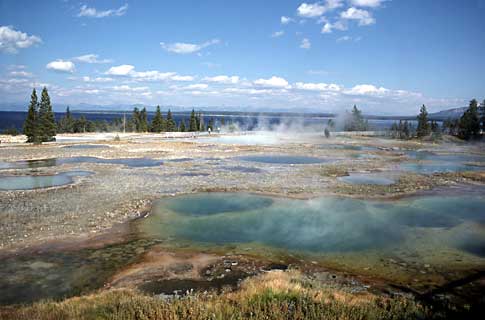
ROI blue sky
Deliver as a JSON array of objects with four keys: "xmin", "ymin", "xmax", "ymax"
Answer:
[{"xmin": 0, "ymin": 0, "xmax": 484, "ymax": 114}]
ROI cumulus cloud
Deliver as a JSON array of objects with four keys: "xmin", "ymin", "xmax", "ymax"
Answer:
[
  {"xmin": 78, "ymin": 4, "xmax": 128, "ymax": 18},
  {"xmin": 74, "ymin": 54, "xmax": 113, "ymax": 64},
  {"xmin": 294, "ymin": 82, "xmax": 342, "ymax": 91},
  {"xmin": 321, "ymin": 20, "xmax": 347, "ymax": 33},
  {"xmin": 46, "ymin": 60, "xmax": 75, "ymax": 73},
  {"xmin": 281, "ymin": 16, "xmax": 293, "ymax": 24},
  {"xmin": 105, "ymin": 64, "xmax": 135, "ymax": 76},
  {"xmin": 203, "ymin": 75, "xmax": 240, "ymax": 84},
  {"xmin": 104, "ymin": 64, "xmax": 193, "ymax": 82},
  {"xmin": 112, "ymin": 85, "xmax": 149, "ymax": 92},
  {"xmin": 171, "ymin": 75, "xmax": 194, "ymax": 81},
  {"xmin": 297, "ymin": 3, "xmax": 327, "ymax": 17},
  {"xmin": 0, "ymin": 26, "xmax": 42, "ymax": 53},
  {"xmin": 350, "ymin": 0, "xmax": 384, "ymax": 8},
  {"xmin": 160, "ymin": 39, "xmax": 220, "ymax": 54},
  {"xmin": 345, "ymin": 84, "xmax": 389, "ymax": 95},
  {"xmin": 9, "ymin": 71, "xmax": 33, "ymax": 77},
  {"xmin": 271, "ymin": 31, "xmax": 285, "ymax": 38},
  {"xmin": 300, "ymin": 38, "xmax": 311, "ymax": 49},
  {"xmin": 254, "ymin": 76, "xmax": 289, "ymax": 88},
  {"xmin": 340, "ymin": 7, "xmax": 375, "ymax": 25},
  {"xmin": 296, "ymin": 1, "xmax": 343, "ymax": 18}
]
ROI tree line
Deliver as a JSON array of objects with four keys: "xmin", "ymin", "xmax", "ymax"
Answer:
[{"xmin": 389, "ymin": 99, "xmax": 485, "ymax": 140}]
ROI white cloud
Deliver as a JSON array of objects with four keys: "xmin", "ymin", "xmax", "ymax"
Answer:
[
  {"xmin": 346, "ymin": 84, "xmax": 389, "ymax": 95},
  {"xmin": 271, "ymin": 31, "xmax": 285, "ymax": 38},
  {"xmin": 46, "ymin": 60, "xmax": 75, "ymax": 73},
  {"xmin": 281, "ymin": 16, "xmax": 293, "ymax": 24},
  {"xmin": 186, "ymin": 84, "xmax": 209, "ymax": 90},
  {"xmin": 104, "ymin": 64, "xmax": 194, "ymax": 82},
  {"xmin": 171, "ymin": 75, "xmax": 194, "ymax": 81},
  {"xmin": 337, "ymin": 35, "xmax": 362, "ymax": 42},
  {"xmin": 74, "ymin": 54, "xmax": 113, "ymax": 64},
  {"xmin": 321, "ymin": 20, "xmax": 347, "ymax": 33},
  {"xmin": 82, "ymin": 76, "xmax": 114, "ymax": 83},
  {"xmin": 78, "ymin": 4, "xmax": 128, "ymax": 18},
  {"xmin": 340, "ymin": 7, "xmax": 375, "ymax": 25},
  {"xmin": 307, "ymin": 69, "xmax": 329, "ymax": 75},
  {"xmin": 296, "ymin": 1, "xmax": 343, "ymax": 18},
  {"xmin": 112, "ymin": 85, "xmax": 149, "ymax": 92},
  {"xmin": 300, "ymin": 38, "xmax": 311, "ymax": 49},
  {"xmin": 350, "ymin": 0, "xmax": 384, "ymax": 8},
  {"xmin": 295, "ymin": 82, "xmax": 342, "ymax": 91},
  {"xmin": 0, "ymin": 26, "xmax": 42, "ymax": 53},
  {"xmin": 85, "ymin": 89, "xmax": 100, "ymax": 94},
  {"xmin": 9, "ymin": 71, "xmax": 32, "ymax": 77},
  {"xmin": 105, "ymin": 64, "xmax": 135, "ymax": 76},
  {"xmin": 297, "ymin": 3, "xmax": 327, "ymax": 17},
  {"xmin": 254, "ymin": 76, "xmax": 289, "ymax": 88},
  {"xmin": 203, "ymin": 75, "xmax": 240, "ymax": 84},
  {"xmin": 160, "ymin": 39, "xmax": 220, "ymax": 54}
]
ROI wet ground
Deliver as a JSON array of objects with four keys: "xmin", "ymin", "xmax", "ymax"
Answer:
[{"xmin": 0, "ymin": 131, "xmax": 484, "ymax": 306}]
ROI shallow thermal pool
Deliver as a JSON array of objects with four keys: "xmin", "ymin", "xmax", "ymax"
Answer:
[
  {"xmin": 141, "ymin": 193, "xmax": 485, "ymax": 256},
  {"xmin": 61, "ymin": 144, "xmax": 109, "ymax": 149},
  {"xmin": 338, "ymin": 173, "xmax": 395, "ymax": 185},
  {"xmin": 0, "ymin": 171, "xmax": 94, "ymax": 190},
  {"xmin": 0, "ymin": 156, "xmax": 163, "ymax": 169},
  {"xmin": 237, "ymin": 155, "xmax": 327, "ymax": 164}
]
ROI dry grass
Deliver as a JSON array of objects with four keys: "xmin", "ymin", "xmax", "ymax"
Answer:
[{"xmin": 0, "ymin": 270, "xmax": 433, "ymax": 320}]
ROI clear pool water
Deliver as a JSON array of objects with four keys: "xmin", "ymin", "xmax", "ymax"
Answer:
[
  {"xmin": 0, "ymin": 171, "xmax": 94, "ymax": 190},
  {"xmin": 338, "ymin": 173, "xmax": 395, "ymax": 185}
]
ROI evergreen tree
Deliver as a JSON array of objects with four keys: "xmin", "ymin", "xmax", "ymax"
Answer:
[
  {"xmin": 195, "ymin": 113, "xmax": 201, "ymax": 131},
  {"xmin": 344, "ymin": 105, "xmax": 367, "ymax": 131},
  {"xmin": 416, "ymin": 104, "xmax": 430, "ymax": 138},
  {"xmin": 403, "ymin": 120, "xmax": 410, "ymax": 138},
  {"xmin": 166, "ymin": 109, "xmax": 176, "ymax": 132},
  {"xmin": 23, "ymin": 88, "xmax": 39, "ymax": 143},
  {"xmin": 458, "ymin": 99, "xmax": 481, "ymax": 140},
  {"xmin": 189, "ymin": 109, "xmax": 198, "ymax": 132},
  {"xmin": 58, "ymin": 106, "xmax": 75, "ymax": 133},
  {"xmin": 38, "ymin": 87, "xmax": 56, "ymax": 142},
  {"xmin": 479, "ymin": 99, "xmax": 485, "ymax": 132},
  {"xmin": 132, "ymin": 107, "xmax": 140, "ymax": 132},
  {"xmin": 220, "ymin": 116, "xmax": 225, "ymax": 126},
  {"xmin": 139, "ymin": 107, "xmax": 148, "ymax": 132},
  {"xmin": 151, "ymin": 105, "xmax": 165, "ymax": 132},
  {"xmin": 199, "ymin": 113, "xmax": 205, "ymax": 131},
  {"xmin": 179, "ymin": 119, "xmax": 186, "ymax": 132}
]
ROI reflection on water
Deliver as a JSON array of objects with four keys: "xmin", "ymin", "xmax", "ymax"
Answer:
[
  {"xmin": 0, "ymin": 171, "xmax": 94, "ymax": 190},
  {"xmin": 237, "ymin": 155, "xmax": 327, "ymax": 164},
  {"xmin": 142, "ymin": 193, "xmax": 485, "ymax": 256}
]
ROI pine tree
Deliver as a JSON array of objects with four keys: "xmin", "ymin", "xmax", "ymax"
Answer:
[
  {"xmin": 179, "ymin": 119, "xmax": 186, "ymax": 132},
  {"xmin": 199, "ymin": 113, "xmax": 205, "ymax": 131},
  {"xmin": 403, "ymin": 120, "xmax": 410, "ymax": 138},
  {"xmin": 345, "ymin": 105, "xmax": 367, "ymax": 131},
  {"xmin": 38, "ymin": 87, "xmax": 56, "ymax": 142},
  {"xmin": 479, "ymin": 99, "xmax": 485, "ymax": 132},
  {"xmin": 151, "ymin": 105, "xmax": 165, "ymax": 132},
  {"xmin": 58, "ymin": 106, "xmax": 75, "ymax": 133},
  {"xmin": 207, "ymin": 117, "xmax": 215, "ymax": 131},
  {"xmin": 220, "ymin": 116, "xmax": 226, "ymax": 126},
  {"xmin": 23, "ymin": 88, "xmax": 39, "ymax": 143},
  {"xmin": 166, "ymin": 109, "xmax": 176, "ymax": 132},
  {"xmin": 139, "ymin": 107, "xmax": 148, "ymax": 132},
  {"xmin": 132, "ymin": 107, "xmax": 140, "ymax": 132},
  {"xmin": 189, "ymin": 109, "xmax": 198, "ymax": 132},
  {"xmin": 416, "ymin": 104, "xmax": 430, "ymax": 138},
  {"xmin": 458, "ymin": 99, "xmax": 481, "ymax": 140}
]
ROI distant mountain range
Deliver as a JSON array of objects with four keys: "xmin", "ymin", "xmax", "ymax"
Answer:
[
  {"xmin": 428, "ymin": 107, "xmax": 467, "ymax": 120},
  {"xmin": 0, "ymin": 102, "xmax": 468, "ymax": 119}
]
